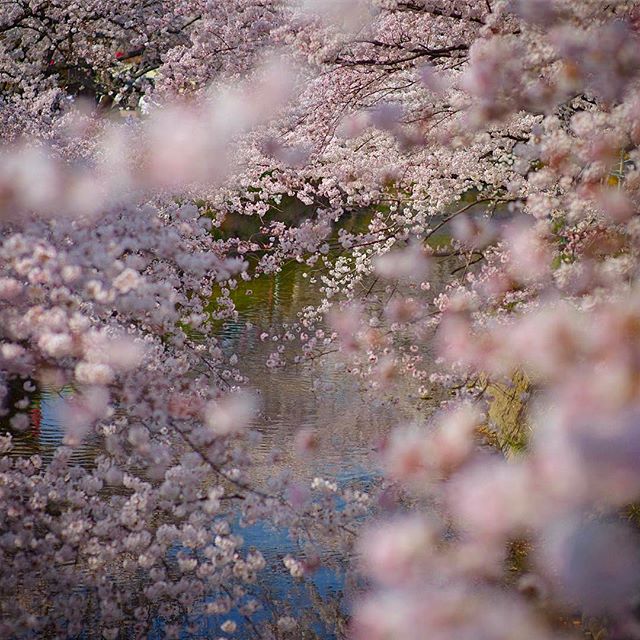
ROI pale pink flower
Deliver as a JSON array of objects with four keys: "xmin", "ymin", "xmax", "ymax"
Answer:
[
  {"xmin": 75, "ymin": 362, "xmax": 115, "ymax": 385},
  {"xmin": 113, "ymin": 268, "xmax": 142, "ymax": 293},
  {"xmin": 358, "ymin": 516, "xmax": 437, "ymax": 585},
  {"xmin": 204, "ymin": 392, "xmax": 256, "ymax": 436}
]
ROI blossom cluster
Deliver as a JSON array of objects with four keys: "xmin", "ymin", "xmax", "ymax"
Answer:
[{"xmin": 3, "ymin": 0, "xmax": 640, "ymax": 638}]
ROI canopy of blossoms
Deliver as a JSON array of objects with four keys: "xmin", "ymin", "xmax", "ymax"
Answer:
[{"xmin": 2, "ymin": 1, "xmax": 640, "ymax": 638}]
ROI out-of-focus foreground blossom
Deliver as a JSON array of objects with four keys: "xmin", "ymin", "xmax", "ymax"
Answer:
[{"xmin": 4, "ymin": 0, "xmax": 640, "ymax": 638}]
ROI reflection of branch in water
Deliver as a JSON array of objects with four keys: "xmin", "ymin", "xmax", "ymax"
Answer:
[
  {"xmin": 307, "ymin": 578, "xmax": 350, "ymax": 639},
  {"xmin": 241, "ymin": 572, "xmax": 349, "ymax": 640}
]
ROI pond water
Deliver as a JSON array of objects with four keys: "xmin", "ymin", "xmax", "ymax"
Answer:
[{"xmin": 6, "ymin": 254, "xmax": 452, "ymax": 638}]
